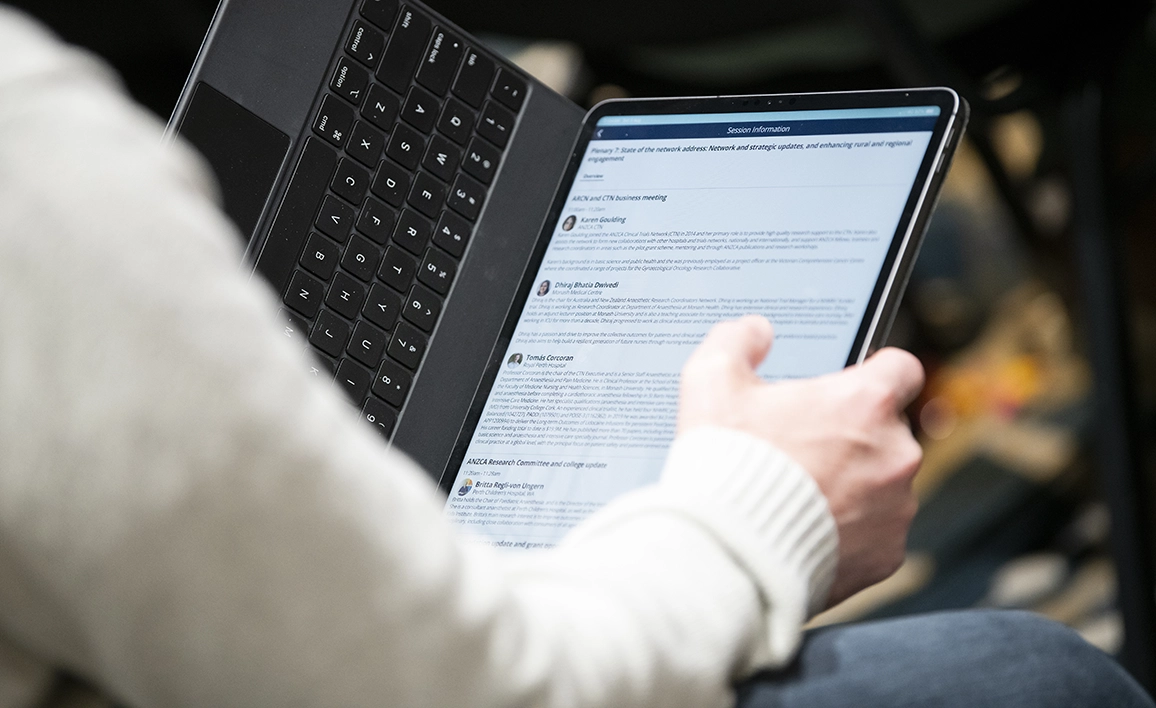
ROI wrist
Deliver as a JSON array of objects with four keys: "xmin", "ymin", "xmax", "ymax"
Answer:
[{"xmin": 659, "ymin": 426, "xmax": 838, "ymax": 661}]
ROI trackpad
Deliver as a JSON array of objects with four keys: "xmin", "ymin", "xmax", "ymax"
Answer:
[{"xmin": 177, "ymin": 82, "xmax": 290, "ymax": 244}]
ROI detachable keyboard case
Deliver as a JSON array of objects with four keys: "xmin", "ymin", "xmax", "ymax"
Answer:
[{"xmin": 169, "ymin": 0, "xmax": 584, "ymax": 482}]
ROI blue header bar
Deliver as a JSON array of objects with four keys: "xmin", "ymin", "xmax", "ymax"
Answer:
[
  {"xmin": 596, "ymin": 105, "xmax": 941, "ymax": 127},
  {"xmin": 590, "ymin": 116, "xmax": 938, "ymax": 141}
]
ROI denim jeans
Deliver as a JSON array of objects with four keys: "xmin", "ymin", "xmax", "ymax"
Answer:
[{"xmin": 737, "ymin": 610, "xmax": 1154, "ymax": 707}]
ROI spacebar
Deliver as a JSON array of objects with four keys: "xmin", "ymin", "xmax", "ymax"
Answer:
[{"xmin": 255, "ymin": 137, "xmax": 336, "ymax": 295}]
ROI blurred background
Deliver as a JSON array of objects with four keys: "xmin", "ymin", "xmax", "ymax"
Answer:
[{"xmin": 11, "ymin": 0, "xmax": 1156, "ymax": 693}]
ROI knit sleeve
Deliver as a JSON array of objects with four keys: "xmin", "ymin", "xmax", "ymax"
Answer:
[{"xmin": 0, "ymin": 8, "xmax": 834, "ymax": 708}]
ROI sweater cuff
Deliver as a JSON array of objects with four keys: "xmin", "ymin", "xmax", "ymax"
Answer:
[{"xmin": 659, "ymin": 427, "xmax": 838, "ymax": 665}]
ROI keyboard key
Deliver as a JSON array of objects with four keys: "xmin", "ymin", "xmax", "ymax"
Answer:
[
  {"xmin": 331, "ymin": 56, "xmax": 369, "ymax": 106},
  {"xmin": 335, "ymin": 358, "xmax": 373, "ymax": 402},
  {"xmin": 377, "ymin": 6, "xmax": 432, "ymax": 93},
  {"xmin": 491, "ymin": 69, "xmax": 527, "ymax": 112},
  {"xmin": 422, "ymin": 134, "xmax": 461, "ymax": 182},
  {"xmin": 389, "ymin": 321, "xmax": 427, "ymax": 369},
  {"xmin": 363, "ymin": 282, "xmax": 402, "ymax": 330},
  {"xmin": 403, "ymin": 283, "xmax": 442, "ymax": 332},
  {"xmin": 300, "ymin": 232, "xmax": 339, "ymax": 280},
  {"xmin": 433, "ymin": 210, "xmax": 471, "ymax": 257},
  {"xmin": 256, "ymin": 139, "xmax": 336, "ymax": 294},
  {"xmin": 373, "ymin": 359, "xmax": 412, "ymax": 407},
  {"xmin": 447, "ymin": 174, "xmax": 485, "ymax": 220},
  {"xmin": 362, "ymin": 397, "xmax": 398, "ymax": 438},
  {"xmin": 326, "ymin": 272, "xmax": 367, "ymax": 319},
  {"xmin": 313, "ymin": 94, "xmax": 355, "ymax": 148},
  {"xmin": 386, "ymin": 122, "xmax": 425, "ymax": 170},
  {"xmin": 360, "ymin": 0, "xmax": 399, "ymax": 31},
  {"xmin": 418, "ymin": 247, "xmax": 456, "ymax": 295},
  {"xmin": 357, "ymin": 197, "xmax": 396, "ymax": 245},
  {"xmin": 372, "ymin": 160, "xmax": 410, "ymax": 207},
  {"xmin": 401, "ymin": 86, "xmax": 440, "ymax": 134},
  {"xmin": 315, "ymin": 195, "xmax": 355, "ymax": 242},
  {"xmin": 416, "ymin": 28, "xmax": 464, "ymax": 96},
  {"xmin": 378, "ymin": 246, "xmax": 417, "ymax": 291},
  {"xmin": 392, "ymin": 208, "xmax": 432, "ymax": 255},
  {"xmin": 462, "ymin": 138, "xmax": 499, "ymax": 185},
  {"xmin": 348, "ymin": 321, "xmax": 389, "ymax": 368},
  {"xmin": 285, "ymin": 270, "xmax": 324, "ymax": 318},
  {"xmin": 408, "ymin": 172, "xmax": 446, "ymax": 219},
  {"xmin": 348, "ymin": 121, "xmax": 385, "ymax": 168},
  {"xmin": 309, "ymin": 355, "xmax": 338, "ymax": 378},
  {"xmin": 347, "ymin": 20, "xmax": 385, "ymax": 68},
  {"xmin": 437, "ymin": 97, "xmax": 475, "ymax": 145},
  {"xmin": 342, "ymin": 235, "xmax": 382, "ymax": 281},
  {"xmin": 331, "ymin": 158, "xmax": 371, "ymax": 204},
  {"xmin": 277, "ymin": 309, "xmax": 311, "ymax": 352},
  {"xmin": 361, "ymin": 84, "xmax": 400, "ymax": 132},
  {"xmin": 477, "ymin": 101, "xmax": 515, "ymax": 148},
  {"xmin": 452, "ymin": 49, "xmax": 494, "ymax": 108},
  {"xmin": 310, "ymin": 310, "xmax": 352, "ymax": 357}
]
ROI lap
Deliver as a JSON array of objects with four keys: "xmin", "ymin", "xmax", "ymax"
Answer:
[{"xmin": 737, "ymin": 610, "xmax": 1154, "ymax": 708}]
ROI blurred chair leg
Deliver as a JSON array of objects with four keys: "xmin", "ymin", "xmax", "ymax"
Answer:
[{"xmin": 1064, "ymin": 82, "xmax": 1156, "ymax": 694}]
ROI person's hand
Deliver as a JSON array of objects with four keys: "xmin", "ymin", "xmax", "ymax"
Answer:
[{"xmin": 677, "ymin": 316, "xmax": 924, "ymax": 607}]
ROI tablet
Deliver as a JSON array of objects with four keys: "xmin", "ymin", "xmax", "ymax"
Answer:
[{"xmin": 441, "ymin": 88, "xmax": 967, "ymax": 549}]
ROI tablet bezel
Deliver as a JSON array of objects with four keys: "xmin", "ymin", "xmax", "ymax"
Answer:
[{"xmin": 437, "ymin": 88, "xmax": 967, "ymax": 492}]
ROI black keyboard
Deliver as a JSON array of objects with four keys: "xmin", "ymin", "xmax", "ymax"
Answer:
[{"xmin": 257, "ymin": 0, "xmax": 527, "ymax": 441}]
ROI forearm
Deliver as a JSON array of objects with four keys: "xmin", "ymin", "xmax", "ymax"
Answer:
[{"xmin": 0, "ymin": 9, "xmax": 835, "ymax": 707}]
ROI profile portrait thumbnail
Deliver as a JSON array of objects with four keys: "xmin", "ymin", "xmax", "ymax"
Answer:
[
  {"xmin": 537, "ymin": 280, "xmax": 551, "ymax": 297},
  {"xmin": 507, "ymin": 352, "xmax": 523, "ymax": 368},
  {"xmin": 562, "ymin": 215, "xmax": 577, "ymax": 231}
]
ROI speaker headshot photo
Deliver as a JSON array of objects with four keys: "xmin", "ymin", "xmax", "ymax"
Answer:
[{"xmin": 562, "ymin": 215, "xmax": 577, "ymax": 231}]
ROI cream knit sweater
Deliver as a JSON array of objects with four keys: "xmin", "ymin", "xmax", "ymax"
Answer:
[{"xmin": 0, "ymin": 8, "xmax": 837, "ymax": 708}]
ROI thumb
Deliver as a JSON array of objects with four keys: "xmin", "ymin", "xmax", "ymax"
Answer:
[
  {"xmin": 684, "ymin": 316, "xmax": 775, "ymax": 381},
  {"xmin": 856, "ymin": 347, "xmax": 925, "ymax": 410}
]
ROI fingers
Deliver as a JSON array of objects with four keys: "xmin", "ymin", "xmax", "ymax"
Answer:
[
  {"xmin": 677, "ymin": 317, "xmax": 774, "ymax": 435},
  {"xmin": 859, "ymin": 347, "xmax": 925, "ymax": 410},
  {"xmin": 688, "ymin": 316, "xmax": 774, "ymax": 374}
]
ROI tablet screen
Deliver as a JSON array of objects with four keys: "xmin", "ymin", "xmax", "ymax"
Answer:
[{"xmin": 445, "ymin": 102, "xmax": 944, "ymax": 549}]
